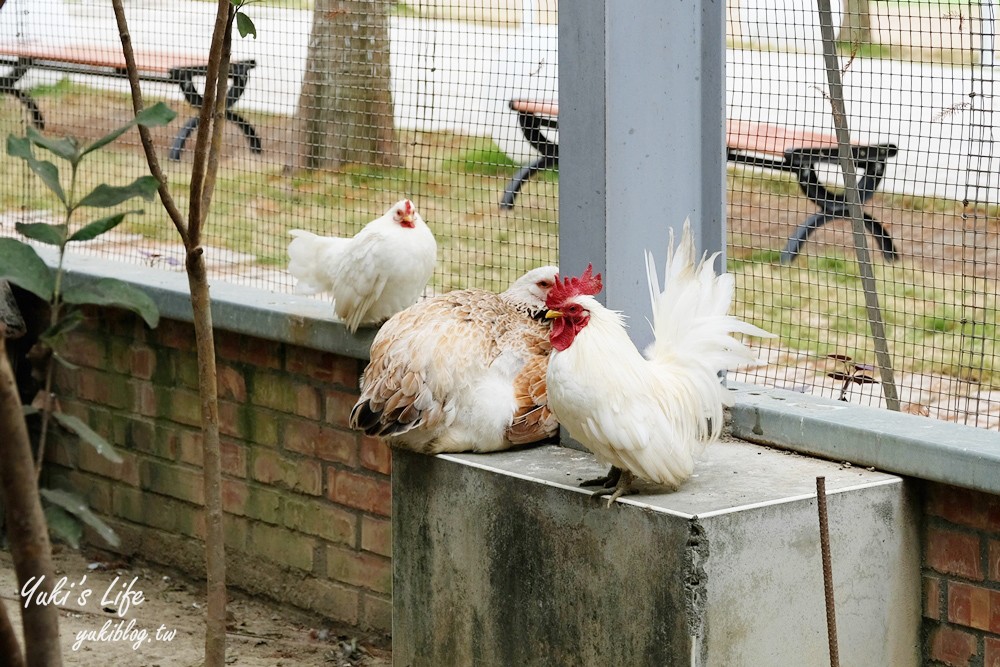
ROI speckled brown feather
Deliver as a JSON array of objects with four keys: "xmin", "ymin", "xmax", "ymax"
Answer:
[{"xmin": 350, "ymin": 280, "xmax": 558, "ymax": 452}]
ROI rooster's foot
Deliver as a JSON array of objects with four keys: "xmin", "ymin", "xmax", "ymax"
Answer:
[
  {"xmin": 580, "ymin": 465, "xmax": 621, "ymax": 489},
  {"xmin": 589, "ymin": 469, "xmax": 636, "ymax": 507}
]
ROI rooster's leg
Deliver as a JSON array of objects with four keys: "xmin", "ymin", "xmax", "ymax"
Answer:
[
  {"xmin": 580, "ymin": 465, "xmax": 621, "ymax": 489},
  {"xmin": 603, "ymin": 470, "xmax": 636, "ymax": 507}
]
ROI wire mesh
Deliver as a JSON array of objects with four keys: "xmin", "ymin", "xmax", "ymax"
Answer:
[
  {"xmin": 1, "ymin": 1, "xmax": 997, "ymax": 430},
  {"xmin": 727, "ymin": 0, "xmax": 999, "ymax": 430}
]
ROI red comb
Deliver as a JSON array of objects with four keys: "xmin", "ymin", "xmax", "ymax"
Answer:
[
  {"xmin": 403, "ymin": 200, "xmax": 414, "ymax": 215},
  {"xmin": 546, "ymin": 264, "xmax": 603, "ymax": 308}
]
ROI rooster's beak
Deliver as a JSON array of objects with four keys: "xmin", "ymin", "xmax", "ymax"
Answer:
[{"xmin": 545, "ymin": 310, "xmax": 562, "ymax": 319}]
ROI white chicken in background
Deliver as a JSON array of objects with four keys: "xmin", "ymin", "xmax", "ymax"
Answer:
[
  {"xmin": 287, "ymin": 199, "xmax": 437, "ymax": 333},
  {"xmin": 350, "ymin": 266, "xmax": 561, "ymax": 453},
  {"xmin": 544, "ymin": 221, "xmax": 774, "ymax": 505}
]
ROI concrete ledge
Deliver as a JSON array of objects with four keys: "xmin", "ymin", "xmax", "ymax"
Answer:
[
  {"xmin": 728, "ymin": 382, "xmax": 1000, "ymax": 496},
  {"xmin": 42, "ymin": 249, "xmax": 375, "ymax": 359}
]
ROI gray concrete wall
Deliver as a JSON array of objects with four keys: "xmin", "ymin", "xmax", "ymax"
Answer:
[{"xmin": 392, "ymin": 441, "xmax": 920, "ymax": 666}]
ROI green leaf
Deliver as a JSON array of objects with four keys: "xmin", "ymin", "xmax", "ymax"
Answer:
[
  {"xmin": 28, "ymin": 160, "xmax": 67, "ymax": 204},
  {"xmin": 16, "ymin": 222, "xmax": 67, "ymax": 246},
  {"xmin": 51, "ymin": 412, "xmax": 124, "ymax": 463},
  {"xmin": 22, "ymin": 405, "xmax": 39, "ymax": 417},
  {"xmin": 67, "ymin": 213, "xmax": 131, "ymax": 242},
  {"xmin": 236, "ymin": 12, "xmax": 257, "ymax": 39},
  {"xmin": 41, "ymin": 309, "xmax": 84, "ymax": 343},
  {"xmin": 40, "ymin": 487, "xmax": 120, "ymax": 548},
  {"xmin": 62, "ymin": 278, "xmax": 159, "ymax": 328},
  {"xmin": 43, "ymin": 503, "xmax": 83, "ymax": 549},
  {"xmin": 27, "ymin": 127, "xmax": 81, "ymax": 164},
  {"xmin": 52, "ymin": 351, "xmax": 80, "ymax": 371},
  {"xmin": 80, "ymin": 103, "xmax": 176, "ymax": 158},
  {"xmin": 135, "ymin": 102, "xmax": 177, "ymax": 128},
  {"xmin": 77, "ymin": 176, "xmax": 158, "ymax": 209},
  {"xmin": 7, "ymin": 134, "xmax": 32, "ymax": 159},
  {"xmin": 0, "ymin": 238, "xmax": 54, "ymax": 300}
]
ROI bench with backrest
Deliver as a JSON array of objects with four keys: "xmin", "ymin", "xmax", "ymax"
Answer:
[
  {"xmin": 0, "ymin": 43, "xmax": 262, "ymax": 161},
  {"xmin": 501, "ymin": 99, "xmax": 899, "ymax": 264}
]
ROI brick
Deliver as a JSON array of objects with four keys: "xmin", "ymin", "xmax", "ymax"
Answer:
[
  {"xmin": 328, "ymin": 470, "xmax": 390, "ymax": 516},
  {"xmin": 250, "ymin": 523, "xmax": 314, "ymax": 572},
  {"xmin": 246, "ymin": 409, "xmax": 280, "ymax": 448},
  {"xmin": 987, "ymin": 636, "xmax": 1000, "ymax": 667},
  {"xmin": 129, "ymin": 345, "xmax": 156, "ymax": 380},
  {"xmin": 114, "ymin": 416, "xmax": 157, "ymax": 456},
  {"xmin": 250, "ymin": 372, "xmax": 298, "ymax": 414},
  {"xmin": 221, "ymin": 439, "xmax": 247, "ymax": 479},
  {"xmin": 168, "ymin": 388, "xmax": 203, "ymax": 427},
  {"xmin": 361, "ymin": 516, "xmax": 391, "ymax": 557},
  {"xmin": 156, "ymin": 319, "xmax": 196, "ymax": 351},
  {"xmin": 78, "ymin": 445, "xmax": 140, "ymax": 487},
  {"xmin": 59, "ymin": 331, "xmax": 107, "ymax": 368},
  {"xmin": 174, "ymin": 355, "xmax": 200, "ymax": 390},
  {"xmin": 177, "ymin": 430, "xmax": 204, "ymax": 467},
  {"xmin": 326, "ymin": 545, "xmax": 391, "ymax": 594},
  {"xmin": 990, "ymin": 540, "xmax": 1000, "ymax": 582},
  {"xmin": 283, "ymin": 418, "xmax": 358, "ymax": 466},
  {"xmin": 243, "ymin": 485, "xmax": 284, "ymax": 525},
  {"xmin": 251, "ymin": 449, "xmax": 322, "ymax": 496},
  {"xmin": 947, "ymin": 581, "xmax": 992, "ymax": 630},
  {"xmin": 222, "ymin": 478, "xmax": 249, "ymax": 516},
  {"xmin": 112, "ymin": 486, "xmax": 205, "ymax": 538},
  {"xmin": 928, "ymin": 624, "xmax": 977, "ymax": 667},
  {"xmin": 242, "ymin": 337, "xmax": 282, "ymax": 369},
  {"xmin": 927, "ymin": 526, "xmax": 983, "ymax": 580},
  {"xmin": 359, "ymin": 436, "xmax": 391, "ymax": 475},
  {"xmin": 325, "ymin": 390, "xmax": 359, "ymax": 427},
  {"xmin": 360, "ymin": 593, "xmax": 391, "ymax": 633},
  {"xmin": 140, "ymin": 460, "xmax": 204, "ymax": 505},
  {"xmin": 77, "ymin": 370, "xmax": 133, "ymax": 410},
  {"xmin": 214, "ymin": 330, "xmax": 243, "ymax": 362},
  {"xmin": 224, "ymin": 515, "xmax": 249, "ymax": 551},
  {"xmin": 286, "ymin": 346, "xmax": 360, "ymax": 388},
  {"xmin": 135, "ymin": 382, "xmax": 157, "ymax": 418},
  {"xmin": 283, "ymin": 497, "xmax": 356, "ymax": 545},
  {"xmin": 927, "ymin": 482, "xmax": 1000, "ymax": 533},
  {"xmin": 217, "ymin": 365, "xmax": 247, "ymax": 402}
]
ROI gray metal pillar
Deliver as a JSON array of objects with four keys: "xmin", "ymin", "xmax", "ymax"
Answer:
[{"xmin": 559, "ymin": 0, "xmax": 726, "ymax": 350}]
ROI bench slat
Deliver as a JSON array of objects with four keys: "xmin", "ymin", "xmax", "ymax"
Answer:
[
  {"xmin": 726, "ymin": 119, "xmax": 840, "ymax": 156},
  {"xmin": 0, "ymin": 43, "xmax": 212, "ymax": 75}
]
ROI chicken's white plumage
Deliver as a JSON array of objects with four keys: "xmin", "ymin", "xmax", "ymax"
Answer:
[
  {"xmin": 287, "ymin": 199, "xmax": 436, "ymax": 333},
  {"xmin": 545, "ymin": 220, "xmax": 774, "ymax": 499}
]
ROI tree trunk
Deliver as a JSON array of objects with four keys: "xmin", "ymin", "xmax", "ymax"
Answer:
[
  {"xmin": 839, "ymin": 0, "xmax": 871, "ymax": 46},
  {"xmin": 288, "ymin": 0, "xmax": 400, "ymax": 171},
  {"xmin": 0, "ymin": 336, "xmax": 61, "ymax": 667},
  {"xmin": 0, "ymin": 599, "xmax": 26, "ymax": 667}
]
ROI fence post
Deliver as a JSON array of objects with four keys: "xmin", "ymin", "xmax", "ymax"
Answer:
[{"xmin": 558, "ymin": 1, "xmax": 727, "ymax": 350}]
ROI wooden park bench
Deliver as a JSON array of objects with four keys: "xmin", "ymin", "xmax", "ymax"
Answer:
[
  {"xmin": 0, "ymin": 43, "xmax": 262, "ymax": 161},
  {"xmin": 501, "ymin": 99, "xmax": 899, "ymax": 264}
]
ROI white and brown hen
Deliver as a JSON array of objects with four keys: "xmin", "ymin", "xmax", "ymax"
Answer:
[
  {"xmin": 287, "ymin": 199, "xmax": 436, "ymax": 333},
  {"xmin": 350, "ymin": 266, "xmax": 560, "ymax": 453}
]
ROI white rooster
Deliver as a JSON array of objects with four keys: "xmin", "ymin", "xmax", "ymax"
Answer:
[
  {"xmin": 287, "ymin": 199, "xmax": 437, "ymax": 333},
  {"xmin": 544, "ymin": 221, "xmax": 773, "ymax": 505},
  {"xmin": 350, "ymin": 266, "xmax": 561, "ymax": 453}
]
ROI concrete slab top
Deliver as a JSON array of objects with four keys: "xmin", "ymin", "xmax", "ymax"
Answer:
[{"xmin": 442, "ymin": 438, "xmax": 902, "ymax": 519}]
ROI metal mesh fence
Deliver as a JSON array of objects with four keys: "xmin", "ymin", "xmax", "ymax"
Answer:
[{"xmin": 1, "ymin": 1, "xmax": 997, "ymax": 430}]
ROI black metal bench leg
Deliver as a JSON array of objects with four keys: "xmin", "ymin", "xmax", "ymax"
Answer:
[
  {"xmin": 169, "ymin": 116, "xmax": 200, "ymax": 161},
  {"xmin": 1, "ymin": 60, "xmax": 44, "ymax": 130},
  {"xmin": 500, "ymin": 156, "xmax": 556, "ymax": 209},
  {"xmin": 225, "ymin": 109, "xmax": 262, "ymax": 154},
  {"xmin": 862, "ymin": 213, "xmax": 899, "ymax": 261},
  {"xmin": 780, "ymin": 212, "xmax": 835, "ymax": 264}
]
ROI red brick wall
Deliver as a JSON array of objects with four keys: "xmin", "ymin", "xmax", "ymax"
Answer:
[
  {"xmin": 923, "ymin": 481, "xmax": 1000, "ymax": 666},
  {"xmin": 44, "ymin": 310, "xmax": 392, "ymax": 632}
]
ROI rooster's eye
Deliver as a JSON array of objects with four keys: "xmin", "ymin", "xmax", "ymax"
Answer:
[{"xmin": 537, "ymin": 280, "xmax": 552, "ymax": 289}]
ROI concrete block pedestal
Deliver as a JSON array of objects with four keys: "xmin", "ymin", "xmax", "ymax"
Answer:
[{"xmin": 392, "ymin": 439, "xmax": 919, "ymax": 666}]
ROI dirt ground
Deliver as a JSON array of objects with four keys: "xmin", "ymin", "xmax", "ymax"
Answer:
[{"xmin": 0, "ymin": 548, "xmax": 391, "ymax": 667}]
